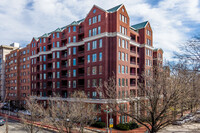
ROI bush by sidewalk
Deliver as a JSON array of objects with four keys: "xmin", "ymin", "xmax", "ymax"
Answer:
[
  {"xmin": 91, "ymin": 121, "xmax": 106, "ymax": 128},
  {"xmin": 115, "ymin": 121, "xmax": 139, "ymax": 130}
]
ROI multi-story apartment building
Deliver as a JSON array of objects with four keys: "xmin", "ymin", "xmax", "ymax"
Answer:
[
  {"xmin": 0, "ymin": 43, "xmax": 19, "ymax": 101},
  {"xmin": 5, "ymin": 4, "xmax": 163, "ymax": 124},
  {"xmin": 5, "ymin": 45, "xmax": 31, "ymax": 108}
]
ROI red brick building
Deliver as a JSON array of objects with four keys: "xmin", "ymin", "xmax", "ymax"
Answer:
[
  {"xmin": 5, "ymin": 45, "xmax": 31, "ymax": 108},
  {"xmin": 6, "ymin": 4, "xmax": 163, "ymax": 124}
]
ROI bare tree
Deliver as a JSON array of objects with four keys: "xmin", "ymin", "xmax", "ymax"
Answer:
[
  {"xmin": 97, "ymin": 66, "xmax": 192, "ymax": 133},
  {"xmin": 20, "ymin": 98, "xmax": 45, "ymax": 133},
  {"xmin": 27, "ymin": 91, "xmax": 98, "ymax": 133},
  {"xmin": 175, "ymin": 35, "xmax": 200, "ymax": 72}
]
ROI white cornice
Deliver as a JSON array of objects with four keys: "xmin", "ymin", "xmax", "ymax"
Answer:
[{"xmin": 30, "ymin": 32, "xmax": 154, "ymax": 59}]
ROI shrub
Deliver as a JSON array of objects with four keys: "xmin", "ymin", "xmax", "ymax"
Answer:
[
  {"xmin": 128, "ymin": 121, "xmax": 139, "ymax": 130},
  {"xmin": 91, "ymin": 121, "xmax": 106, "ymax": 128},
  {"xmin": 115, "ymin": 122, "xmax": 139, "ymax": 130},
  {"xmin": 115, "ymin": 123, "xmax": 130, "ymax": 130}
]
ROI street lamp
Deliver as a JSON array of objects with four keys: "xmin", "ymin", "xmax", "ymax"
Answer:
[{"xmin": 104, "ymin": 105, "xmax": 113, "ymax": 133}]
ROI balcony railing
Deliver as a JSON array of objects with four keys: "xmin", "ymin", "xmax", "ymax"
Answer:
[{"xmin": 130, "ymin": 62, "xmax": 136, "ymax": 65}]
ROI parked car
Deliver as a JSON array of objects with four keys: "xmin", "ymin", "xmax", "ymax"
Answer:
[
  {"xmin": 172, "ymin": 120, "xmax": 184, "ymax": 125},
  {"xmin": 0, "ymin": 117, "xmax": 5, "ymax": 126},
  {"xmin": 196, "ymin": 110, "xmax": 200, "ymax": 114},
  {"xmin": 18, "ymin": 110, "xmax": 31, "ymax": 116}
]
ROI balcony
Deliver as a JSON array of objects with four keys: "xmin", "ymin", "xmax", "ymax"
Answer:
[
  {"xmin": 130, "ymin": 62, "xmax": 136, "ymax": 65},
  {"xmin": 61, "ymin": 61, "xmax": 68, "ymax": 68},
  {"xmin": 61, "ymin": 70, "xmax": 68, "ymax": 78},
  {"xmin": 78, "ymin": 45, "xmax": 84, "ymax": 54},
  {"xmin": 78, "ymin": 56, "xmax": 84, "ymax": 65},
  {"xmin": 78, "ymin": 79, "xmax": 84, "ymax": 88}
]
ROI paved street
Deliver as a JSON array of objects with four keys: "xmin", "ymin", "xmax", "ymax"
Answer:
[
  {"xmin": 0, "ymin": 119, "xmax": 54, "ymax": 133},
  {"xmin": 158, "ymin": 122, "xmax": 200, "ymax": 133}
]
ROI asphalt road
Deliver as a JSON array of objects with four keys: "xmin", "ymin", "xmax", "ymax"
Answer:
[{"xmin": 0, "ymin": 119, "xmax": 55, "ymax": 133}]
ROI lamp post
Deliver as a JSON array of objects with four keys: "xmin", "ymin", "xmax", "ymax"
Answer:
[{"xmin": 104, "ymin": 105, "xmax": 113, "ymax": 133}]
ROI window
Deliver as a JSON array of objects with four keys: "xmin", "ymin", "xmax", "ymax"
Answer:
[
  {"xmin": 87, "ymin": 80, "xmax": 90, "ymax": 88},
  {"xmin": 122, "ymin": 53, "xmax": 125, "ymax": 61},
  {"xmin": 89, "ymin": 18, "xmax": 91, "ymax": 25},
  {"xmin": 118, "ymin": 65, "xmax": 120, "ymax": 73},
  {"xmin": 122, "ymin": 78, "xmax": 125, "ymax": 86},
  {"xmin": 43, "ymin": 55, "xmax": 46, "ymax": 61},
  {"xmin": 43, "ymin": 64, "xmax": 46, "ymax": 70},
  {"xmin": 68, "ymin": 81, "xmax": 71, "ymax": 88},
  {"xmin": 92, "ymin": 79, "xmax": 97, "ymax": 87},
  {"xmin": 93, "ymin": 28, "xmax": 97, "ymax": 36},
  {"xmin": 87, "ymin": 43, "xmax": 90, "ymax": 51},
  {"xmin": 93, "ymin": 9, "xmax": 96, "ymax": 13},
  {"xmin": 126, "ymin": 53, "xmax": 128, "ymax": 61},
  {"xmin": 92, "ymin": 16, "xmax": 97, "ymax": 23},
  {"xmin": 68, "ymin": 27, "xmax": 71, "ymax": 33},
  {"xmin": 122, "ymin": 65, "xmax": 125, "ymax": 74},
  {"xmin": 98, "ymin": 26, "xmax": 101, "ymax": 34},
  {"xmin": 57, "ymin": 52, "xmax": 60, "ymax": 58},
  {"xmin": 68, "ymin": 70, "xmax": 71, "ymax": 77},
  {"xmin": 40, "ymin": 38, "xmax": 42, "ymax": 43},
  {"xmin": 57, "ymin": 33, "xmax": 59, "ymax": 38},
  {"xmin": 43, "ymin": 73, "xmax": 46, "ymax": 80},
  {"xmin": 126, "ymin": 79, "xmax": 128, "ymax": 86},
  {"xmin": 57, "ymin": 41, "xmax": 59, "ymax": 47},
  {"xmin": 68, "ymin": 48, "xmax": 71, "ymax": 55},
  {"xmin": 68, "ymin": 37, "xmax": 71, "ymax": 43},
  {"xmin": 122, "ymin": 40, "xmax": 125, "ymax": 48},
  {"xmin": 57, "ymin": 82, "xmax": 60, "ymax": 88},
  {"xmin": 43, "ymin": 46, "xmax": 46, "ymax": 51},
  {"xmin": 57, "ymin": 72, "xmax": 60, "ymax": 78},
  {"xmin": 99, "ymin": 39, "xmax": 102, "ymax": 48},
  {"xmin": 53, "ymin": 42, "xmax": 55, "ymax": 48},
  {"xmin": 89, "ymin": 30, "xmax": 91, "ymax": 37},
  {"xmin": 126, "ymin": 66, "xmax": 128, "ymax": 73},
  {"xmin": 73, "ymin": 47, "xmax": 76, "ymax": 55},
  {"xmin": 92, "ymin": 54, "xmax": 97, "ymax": 62},
  {"xmin": 99, "ymin": 52, "xmax": 102, "ymax": 61},
  {"xmin": 99, "ymin": 65, "xmax": 102, "ymax": 74},
  {"xmin": 119, "ymin": 78, "xmax": 121, "ymax": 86},
  {"xmin": 126, "ymin": 41, "xmax": 128, "ymax": 49},
  {"xmin": 87, "ymin": 67, "xmax": 90, "ymax": 75},
  {"xmin": 73, "ymin": 58, "xmax": 76, "ymax": 66},
  {"xmin": 98, "ymin": 15, "xmax": 101, "ymax": 22},
  {"xmin": 147, "ymin": 39, "xmax": 151, "ymax": 45},
  {"xmin": 57, "ymin": 62, "xmax": 60, "ymax": 68},
  {"xmin": 73, "ymin": 80, "xmax": 76, "ymax": 88},
  {"xmin": 119, "ymin": 38, "xmax": 121, "ymax": 47},
  {"xmin": 87, "ymin": 55, "xmax": 90, "ymax": 63},
  {"xmin": 53, "ymin": 33, "xmax": 55, "ymax": 38},
  {"xmin": 118, "ymin": 52, "xmax": 121, "ymax": 60},
  {"xmin": 92, "ymin": 41, "xmax": 97, "ymax": 49},
  {"xmin": 73, "ymin": 69, "xmax": 76, "ymax": 77},
  {"xmin": 92, "ymin": 92, "xmax": 97, "ymax": 98},
  {"xmin": 92, "ymin": 66, "xmax": 97, "ymax": 75},
  {"xmin": 73, "ymin": 26, "xmax": 76, "ymax": 32},
  {"xmin": 53, "ymin": 52, "xmax": 55, "ymax": 58},
  {"xmin": 73, "ymin": 36, "xmax": 76, "ymax": 42}
]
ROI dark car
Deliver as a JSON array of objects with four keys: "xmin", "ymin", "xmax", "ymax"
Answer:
[{"xmin": 0, "ymin": 117, "xmax": 5, "ymax": 126}]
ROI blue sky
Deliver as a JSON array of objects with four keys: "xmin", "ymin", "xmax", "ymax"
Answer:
[{"xmin": 0, "ymin": 0, "xmax": 200, "ymax": 60}]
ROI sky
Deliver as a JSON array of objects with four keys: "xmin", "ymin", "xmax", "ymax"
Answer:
[{"xmin": 0, "ymin": 0, "xmax": 200, "ymax": 61}]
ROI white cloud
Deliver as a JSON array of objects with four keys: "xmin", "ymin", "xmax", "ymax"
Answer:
[{"xmin": 0, "ymin": 0, "xmax": 199, "ymax": 61}]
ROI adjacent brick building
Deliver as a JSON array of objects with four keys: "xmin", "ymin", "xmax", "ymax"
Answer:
[
  {"xmin": 5, "ymin": 45, "xmax": 31, "ymax": 108},
  {"xmin": 5, "ymin": 4, "xmax": 163, "ymax": 124},
  {"xmin": 0, "ymin": 43, "xmax": 19, "ymax": 101}
]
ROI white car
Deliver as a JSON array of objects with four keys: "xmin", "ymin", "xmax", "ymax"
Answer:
[{"xmin": 18, "ymin": 110, "xmax": 31, "ymax": 116}]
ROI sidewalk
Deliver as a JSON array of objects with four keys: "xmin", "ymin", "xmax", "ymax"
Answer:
[
  {"xmin": 0, "ymin": 111, "xmax": 148, "ymax": 133},
  {"xmin": 85, "ymin": 126, "xmax": 148, "ymax": 133}
]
